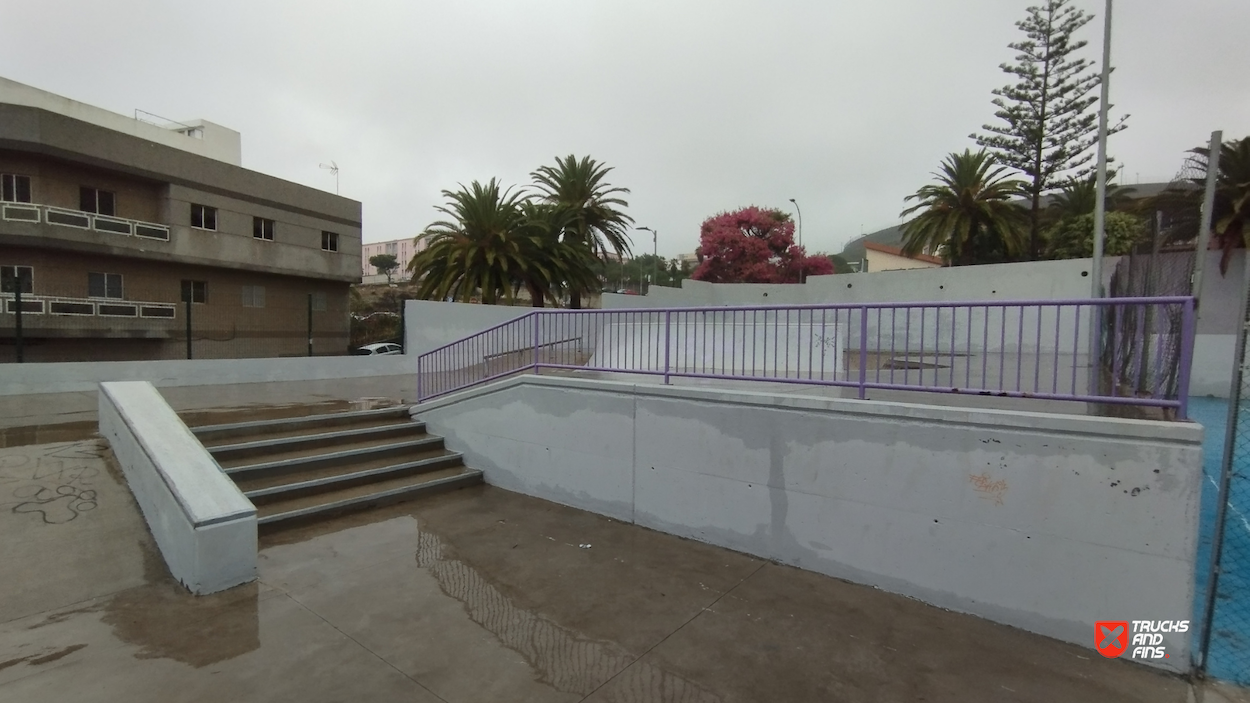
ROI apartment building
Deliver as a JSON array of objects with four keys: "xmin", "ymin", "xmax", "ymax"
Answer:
[
  {"xmin": 361, "ymin": 236, "xmax": 426, "ymax": 279},
  {"xmin": 0, "ymin": 77, "xmax": 362, "ymax": 361}
]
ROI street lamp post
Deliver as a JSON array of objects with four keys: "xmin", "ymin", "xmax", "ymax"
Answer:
[
  {"xmin": 639, "ymin": 226, "xmax": 658, "ymax": 295},
  {"xmin": 788, "ymin": 198, "xmax": 804, "ymax": 283}
]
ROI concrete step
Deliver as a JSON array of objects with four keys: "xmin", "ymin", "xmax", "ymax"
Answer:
[
  {"xmin": 223, "ymin": 436, "xmax": 447, "ymax": 482},
  {"xmin": 207, "ymin": 420, "xmax": 427, "ymax": 463},
  {"xmin": 192, "ymin": 406, "xmax": 413, "ymax": 444},
  {"xmin": 242, "ymin": 451, "xmax": 466, "ymax": 504},
  {"xmin": 256, "ymin": 466, "xmax": 483, "ymax": 528}
]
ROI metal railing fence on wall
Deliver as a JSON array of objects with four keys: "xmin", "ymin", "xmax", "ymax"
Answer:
[
  {"xmin": 416, "ymin": 297, "xmax": 1195, "ymax": 418},
  {"xmin": 0, "ymin": 272, "xmax": 350, "ymax": 363}
]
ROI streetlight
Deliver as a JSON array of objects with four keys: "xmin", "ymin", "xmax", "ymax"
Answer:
[
  {"xmin": 638, "ymin": 226, "xmax": 658, "ymax": 295},
  {"xmin": 788, "ymin": 198, "xmax": 804, "ymax": 283}
]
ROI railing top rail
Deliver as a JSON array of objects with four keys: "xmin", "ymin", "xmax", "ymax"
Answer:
[
  {"xmin": 541, "ymin": 296, "xmax": 1194, "ymax": 315},
  {"xmin": 416, "ymin": 310, "xmax": 538, "ymax": 360}
]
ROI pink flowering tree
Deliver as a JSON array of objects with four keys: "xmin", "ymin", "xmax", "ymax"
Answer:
[{"xmin": 691, "ymin": 206, "xmax": 833, "ymax": 283}]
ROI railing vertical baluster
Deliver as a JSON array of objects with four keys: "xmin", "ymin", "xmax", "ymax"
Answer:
[
  {"xmin": 875, "ymin": 308, "xmax": 883, "ymax": 384},
  {"xmin": 934, "ymin": 305, "xmax": 941, "ymax": 388},
  {"xmin": 1051, "ymin": 305, "xmax": 1061, "ymax": 394},
  {"xmin": 664, "ymin": 310, "xmax": 672, "ymax": 384},
  {"xmin": 1177, "ymin": 298, "xmax": 1195, "ymax": 419},
  {"xmin": 820, "ymin": 309, "xmax": 827, "ymax": 381},
  {"xmin": 417, "ymin": 355, "xmax": 423, "ymax": 402},
  {"xmin": 890, "ymin": 308, "xmax": 897, "ymax": 385},
  {"xmin": 980, "ymin": 305, "xmax": 989, "ymax": 391},
  {"xmin": 1071, "ymin": 305, "xmax": 1082, "ymax": 395},
  {"xmin": 919, "ymin": 306, "xmax": 926, "ymax": 387},
  {"xmin": 533, "ymin": 311, "xmax": 540, "ymax": 369},
  {"xmin": 964, "ymin": 307, "xmax": 972, "ymax": 390},
  {"xmin": 1034, "ymin": 305, "xmax": 1043, "ymax": 393},
  {"xmin": 1016, "ymin": 305, "xmax": 1025, "ymax": 392},
  {"xmin": 1111, "ymin": 303, "xmax": 1122, "ymax": 397},
  {"xmin": 950, "ymin": 306, "xmax": 957, "ymax": 389},
  {"xmin": 904, "ymin": 307, "xmax": 912, "ymax": 387},
  {"xmin": 999, "ymin": 307, "xmax": 1007, "ymax": 391},
  {"xmin": 858, "ymin": 306, "xmax": 869, "ymax": 399}
]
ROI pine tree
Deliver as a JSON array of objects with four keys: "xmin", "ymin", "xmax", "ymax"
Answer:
[{"xmin": 972, "ymin": 0, "xmax": 1127, "ymax": 260}]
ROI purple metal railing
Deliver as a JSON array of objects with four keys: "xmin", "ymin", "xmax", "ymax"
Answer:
[{"xmin": 415, "ymin": 296, "xmax": 1196, "ymax": 419}]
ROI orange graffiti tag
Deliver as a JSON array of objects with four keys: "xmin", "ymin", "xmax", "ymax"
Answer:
[{"xmin": 969, "ymin": 472, "xmax": 1008, "ymax": 505}]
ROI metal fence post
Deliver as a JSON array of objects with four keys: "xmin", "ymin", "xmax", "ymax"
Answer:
[
  {"xmin": 14, "ymin": 281, "xmax": 24, "ymax": 363},
  {"xmin": 416, "ymin": 354, "xmax": 423, "ymax": 403},
  {"xmin": 858, "ymin": 306, "xmax": 868, "ymax": 399},
  {"xmin": 307, "ymin": 294, "xmax": 314, "ymax": 357},
  {"xmin": 532, "ymin": 311, "xmax": 540, "ymax": 370},
  {"xmin": 185, "ymin": 296, "xmax": 192, "ymax": 360},
  {"xmin": 664, "ymin": 310, "xmax": 672, "ymax": 384},
  {"xmin": 1176, "ymin": 297, "xmax": 1195, "ymax": 420}
]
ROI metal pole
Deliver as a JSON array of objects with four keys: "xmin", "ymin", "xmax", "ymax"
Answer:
[
  {"xmin": 1088, "ymin": 0, "xmax": 1114, "ymax": 401},
  {"xmin": 789, "ymin": 198, "xmax": 804, "ymax": 283},
  {"xmin": 307, "ymin": 294, "xmax": 314, "ymax": 357},
  {"xmin": 1192, "ymin": 130, "xmax": 1224, "ymax": 307},
  {"xmin": 13, "ymin": 278, "xmax": 24, "ymax": 363},
  {"xmin": 1200, "ymin": 252, "xmax": 1250, "ymax": 672},
  {"xmin": 185, "ymin": 296, "xmax": 192, "ymax": 359},
  {"xmin": 653, "ymin": 230, "xmax": 659, "ymax": 290},
  {"xmin": 1090, "ymin": 0, "xmax": 1113, "ymax": 299}
]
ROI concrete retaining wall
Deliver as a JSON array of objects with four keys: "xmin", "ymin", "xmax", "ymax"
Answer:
[
  {"xmin": 405, "ymin": 299, "xmax": 531, "ymax": 357},
  {"xmin": 0, "ymin": 354, "xmax": 412, "ymax": 396},
  {"xmin": 98, "ymin": 381, "xmax": 256, "ymax": 594},
  {"xmin": 414, "ymin": 375, "xmax": 1203, "ymax": 671}
]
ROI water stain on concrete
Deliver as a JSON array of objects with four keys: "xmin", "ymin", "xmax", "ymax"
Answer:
[
  {"xmin": 413, "ymin": 523, "xmax": 721, "ymax": 702},
  {"xmin": 96, "ymin": 540, "xmax": 261, "ymax": 668},
  {"xmin": 0, "ymin": 643, "xmax": 87, "ymax": 671}
]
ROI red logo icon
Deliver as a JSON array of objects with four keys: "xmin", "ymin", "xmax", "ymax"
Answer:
[{"xmin": 1096, "ymin": 621, "xmax": 1129, "ymax": 658}]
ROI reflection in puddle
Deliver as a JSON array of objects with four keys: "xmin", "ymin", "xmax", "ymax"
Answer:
[{"xmin": 415, "ymin": 528, "xmax": 721, "ymax": 702}]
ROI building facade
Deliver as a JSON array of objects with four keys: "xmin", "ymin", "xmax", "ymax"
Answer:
[
  {"xmin": 0, "ymin": 77, "xmax": 362, "ymax": 361},
  {"xmin": 361, "ymin": 236, "xmax": 426, "ymax": 279}
]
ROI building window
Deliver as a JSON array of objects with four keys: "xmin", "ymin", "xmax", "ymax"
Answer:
[
  {"xmin": 1, "ymin": 174, "xmax": 32, "ymax": 203},
  {"xmin": 79, "ymin": 187, "xmax": 116, "ymax": 216},
  {"xmin": 241, "ymin": 285, "xmax": 266, "ymax": 308},
  {"xmin": 1, "ymin": 266, "xmax": 33, "ymax": 294},
  {"xmin": 321, "ymin": 231, "xmax": 339, "ymax": 252},
  {"xmin": 253, "ymin": 217, "xmax": 275, "ymax": 240},
  {"xmin": 385, "ymin": 241, "xmax": 398, "ymax": 256},
  {"xmin": 310, "ymin": 291, "xmax": 327, "ymax": 312},
  {"xmin": 87, "ymin": 272, "xmax": 124, "ymax": 299},
  {"xmin": 191, "ymin": 204, "xmax": 217, "ymax": 230},
  {"xmin": 181, "ymin": 280, "xmax": 207, "ymax": 304}
]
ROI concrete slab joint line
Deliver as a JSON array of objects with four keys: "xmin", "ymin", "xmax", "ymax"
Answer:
[
  {"xmin": 413, "ymin": 373, "xmax": 1205, "ymax": 673},
  {"xmin": 97, "ymin": 381, "xmax": 257, "ymax": 595}
]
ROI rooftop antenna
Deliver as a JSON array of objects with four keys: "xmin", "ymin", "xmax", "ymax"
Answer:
[{"xmin": 319, "ymin": 161, "xmax": 340, "ymax": 195}]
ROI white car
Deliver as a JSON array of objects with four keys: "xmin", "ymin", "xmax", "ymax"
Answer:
[{"xmin": 355, "ymin": 342, "xmax": 403, "ymax": 356}]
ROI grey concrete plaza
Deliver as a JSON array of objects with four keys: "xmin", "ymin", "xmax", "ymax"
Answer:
[{"xmin": 1, "ymin": 437, "xmax": 1240, "ymax": 702}]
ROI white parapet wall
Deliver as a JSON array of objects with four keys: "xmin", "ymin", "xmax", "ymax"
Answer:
[
  {"xmin": 98, "ymin": 381, "xmax": 257, "ymax": 594},
  {"xmin": 0, "ymin": 354, "xmax": 413, "ymax": 396},
  {"xmin": 413, "ymin": 375, "xmax": 1203, "ymax": 671}
]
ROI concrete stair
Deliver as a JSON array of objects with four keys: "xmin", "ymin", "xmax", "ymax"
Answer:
[{"xmin": 190, "ymin": 406, "xmax": 480, "ymax": 529}]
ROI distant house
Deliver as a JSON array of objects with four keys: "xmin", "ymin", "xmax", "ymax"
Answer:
[{"xmin": 862, "ymin": 241, "xmax": 942, "ymax": 272}]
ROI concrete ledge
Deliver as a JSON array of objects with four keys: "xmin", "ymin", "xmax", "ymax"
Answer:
[
  {"xmin": 1, "ymin": 355, "xmax": 411, "ymax": 396},
  {"xmin": 99, "ymin": 381, "xmax": 256, "ymax": 594},
  {"xmin": 414, "ymin": 373, "xmax": 1203, "ymax": 672}
]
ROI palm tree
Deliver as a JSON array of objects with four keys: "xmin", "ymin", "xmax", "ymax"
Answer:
[
  {"xmin": 900, "ymin": 149, "xmax": 1028, "ymax": 266},
  {"xmin": 515, "ymin": 202, "xmax": 602, "ymax": 307},
  {"xmin": 409, "ymin": 179, "xmax": 548, "ymax": 305},
  {"xmin": 531, "ymin": 155, "xmax": 634, "ymax": 308},
  {"xmin": 1195, "ymin": 137, "xmax": 1250, "ymax": 274},
  {"xmin": 1047, "ymin": 175, "xmax": 1135, "ymax": 221}
]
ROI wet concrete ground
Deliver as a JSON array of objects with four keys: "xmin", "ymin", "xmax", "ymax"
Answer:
[{"xmin": 0, "ymin": 439, "xmax": 1222, "ymax": 702}]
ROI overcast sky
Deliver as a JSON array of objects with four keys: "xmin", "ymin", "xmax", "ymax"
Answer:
[{"xmin": 3, "ymin": 0, "xmax": 1247, "ymax": 257}]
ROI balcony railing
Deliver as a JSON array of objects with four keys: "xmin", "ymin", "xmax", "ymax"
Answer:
[
  {"xmin": 0, "ymin": 202, "xmax": 170, "ymax": 241},
  {"xmin": 1, "ymin": 293, "xmax": 177, "ymax": 320}
]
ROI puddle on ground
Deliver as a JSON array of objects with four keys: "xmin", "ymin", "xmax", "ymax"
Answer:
[{"xmin": 414, "ymin": 525, "xmax": 722, "ymax": 702}]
